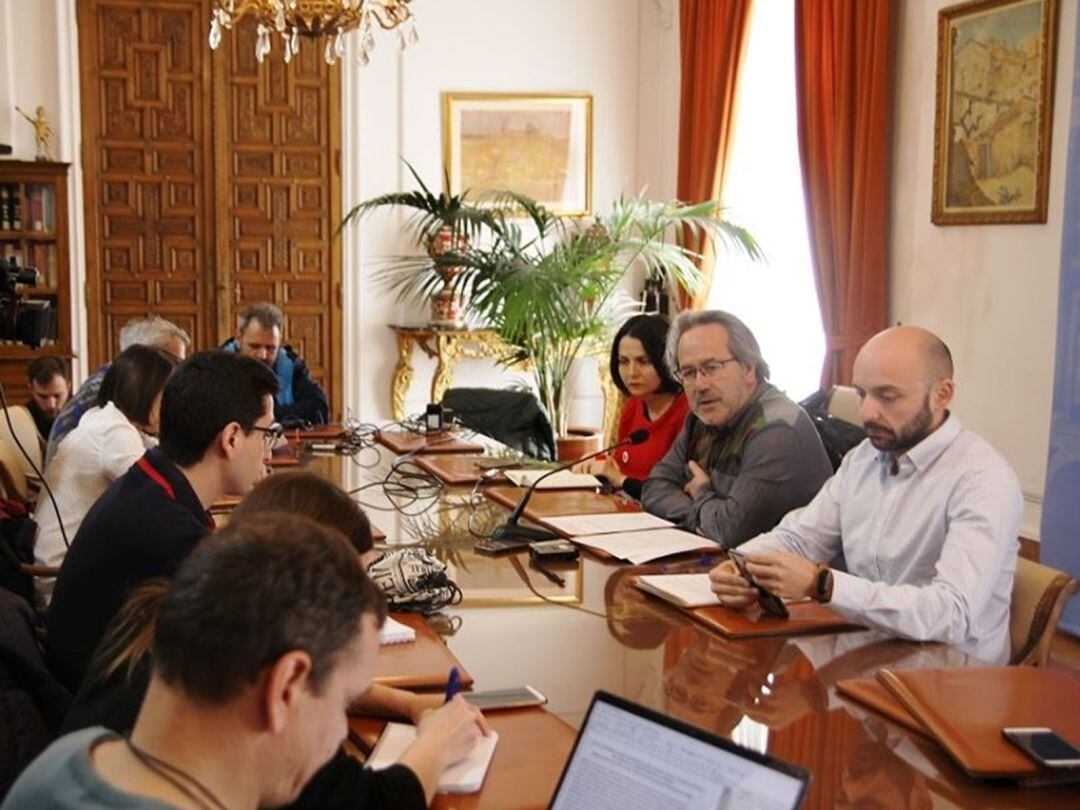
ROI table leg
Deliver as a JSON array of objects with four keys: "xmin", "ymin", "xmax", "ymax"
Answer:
[
  {"xmin": 391, "ymin": 334, "xmax": 415, "ymax": 420},
  {"xmin": 431, "ymin": 335, "xmax": 461, "ymax": 405}
]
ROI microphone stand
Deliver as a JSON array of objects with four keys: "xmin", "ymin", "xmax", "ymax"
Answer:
[{"xmin": 489, "ymin": 430, "xmax": 647, "ymax": 544}]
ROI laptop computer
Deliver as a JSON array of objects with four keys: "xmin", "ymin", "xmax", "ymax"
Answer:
[{"xmin": 549, "ymin": 691, "xmax": 809, "ymax": 810}]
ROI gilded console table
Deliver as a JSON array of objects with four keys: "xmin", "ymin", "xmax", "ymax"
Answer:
[
  {"xmin": 389, "ymin": 325, "xmax": 622, "ymax": 435},
  {"xmin": 389, "ymin": 326, "xmax": 522, "ymax": 420}
]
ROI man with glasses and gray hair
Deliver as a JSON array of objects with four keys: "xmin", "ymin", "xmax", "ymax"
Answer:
[
  {"xmin": 46, "ymin": 316, "xmax": 191, "ymax": 466},
  {"xmin": 642, "ymin": 310, "xmax": 831, "ymax": 547}
]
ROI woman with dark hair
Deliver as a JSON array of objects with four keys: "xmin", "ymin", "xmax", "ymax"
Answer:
[
  {"xmin": 575, "ymin": 314, "xmax": 688, "ymax": 499},
  {"xmin": 34, "ymin": 345, "xmax": 178, "ymax": 597}
]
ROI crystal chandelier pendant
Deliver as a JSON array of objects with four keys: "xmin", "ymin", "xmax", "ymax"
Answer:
[
  {"xmin": 408, "ymin": 20, "xmax": 419, "ymax": 45},
  {"xmin": 324, "ymin": 38, "xmax": 336, "ymax": 65},
  {"xmin": 283, "ymin": 36, "xmax": 293, "ymax": 63},
  {"xmin": 290, "ymin": 27, "xmax": 300, "ymax": 55},
  {"xmin": 208, "ymin": 16, "xmax": 222, "ymax": 49},
  {"xmin": 255, "ymin": 23, "xmax": 271, "ymax": 63}
]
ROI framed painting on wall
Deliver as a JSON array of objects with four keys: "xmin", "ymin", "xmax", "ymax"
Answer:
[
  {"xmin": 931, "ymin": 0, "xmax": 1059, "ymax": 225},
  {"xmin": 442, "ymin": 92, "xmax": 593, "ymax": 216}
]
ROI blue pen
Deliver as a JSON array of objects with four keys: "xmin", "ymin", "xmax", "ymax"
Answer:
[{"xmin": 444, "ymin": 666, "xmax": 461, "ymax": 703}]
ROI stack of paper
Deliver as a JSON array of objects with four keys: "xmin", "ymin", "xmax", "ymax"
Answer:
[
  {"xmin": 504, "ymin": 470, "xmax": 601, "ymax": 489},
  {"xmin": 543, "ymin": 512, "xmax": 674, "ymax": 535},
  {"xmin": 571, "ymin": 528, "xmax": 715, "ymax": 564},
  {"xmin": 378, "ymin": 616, "xmax": 417, "ymax": 646},
  {"xmin": 368, "ymin": 723, "xmax": 500, "ymax": 793},
  {"xmin": 635, "ymin": 573, "xmax": 720, "ymax": 608}
]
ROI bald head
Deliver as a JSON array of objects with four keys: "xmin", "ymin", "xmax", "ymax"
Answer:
[
  {"xmin": 852, "ymin": 326, "xmax": 956, "ymax": 454},
  {"xmin": 856, "ymin": 326, "xmax": 953, "ymax": 387}
]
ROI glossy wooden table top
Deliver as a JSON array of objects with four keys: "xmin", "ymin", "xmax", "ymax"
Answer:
[{"xmin": 300, "ymin": 435, "xmax": 1080, "ymax": 808}]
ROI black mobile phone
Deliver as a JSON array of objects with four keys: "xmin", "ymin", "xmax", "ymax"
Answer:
[
  {"xmin": 1002, "ymin": 727, "xmax": 1080, "ymax": 768},
  {"xmin": 474, "ymin": 538, "xmax": 531, "ymax": 555},
  {"xmin": 727, "ymin": 550, "xmax": 789, "ymax": 619},
  {"xmin": 529, "ymin": 539, "xmax": 580, "ymax": 563}
]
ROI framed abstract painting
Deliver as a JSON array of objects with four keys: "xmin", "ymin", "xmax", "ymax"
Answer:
[{"xmin": 442, "ymin": 92, "xmax": 593, "ymax": 216}]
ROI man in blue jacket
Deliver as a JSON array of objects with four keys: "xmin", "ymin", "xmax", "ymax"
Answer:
[{"xmin": 223, "ymin": 302, "xmax": 329, "ymax": 426}]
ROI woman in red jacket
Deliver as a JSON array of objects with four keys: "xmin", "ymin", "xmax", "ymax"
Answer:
[{"xmin": 577, "ymin": 314, "xmax": 688, "ymax": 499}]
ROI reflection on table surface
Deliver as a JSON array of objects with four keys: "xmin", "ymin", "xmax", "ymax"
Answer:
[{"xmin": 290, "ymin": 433, "xmax": 1078, "ymax": 808}]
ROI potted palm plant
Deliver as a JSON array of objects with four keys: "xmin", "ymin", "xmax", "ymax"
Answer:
[
  {"xmin": 339, "ymin": 162, "xmax": 499, "ymax": 326},
  {"xmin": 358, "ymin": 183, "xmax": 762, "ymax": 455}
]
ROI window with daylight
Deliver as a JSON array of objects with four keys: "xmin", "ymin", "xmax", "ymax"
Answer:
[{"xmin": 708, "ymin": 0, "xmax": 825, "ymax": 400}]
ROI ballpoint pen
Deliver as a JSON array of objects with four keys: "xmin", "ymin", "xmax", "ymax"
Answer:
[
  {"xmin": 444, "ymin": 666, "xmax": 462, "ymax": 703},
  {"xmin": 532, "ymin": 562, "xmax": 566, "ymax": 587}
]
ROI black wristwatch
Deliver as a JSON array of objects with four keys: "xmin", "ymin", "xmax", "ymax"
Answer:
[{"xmin": 813, "ymin": 565, "xmax": 833, "ymax": 603}]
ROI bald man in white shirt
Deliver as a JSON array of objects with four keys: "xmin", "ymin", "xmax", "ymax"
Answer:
[{"xmin": 709, "ymin": 325, "xmax": 1022, "ymax": 664}]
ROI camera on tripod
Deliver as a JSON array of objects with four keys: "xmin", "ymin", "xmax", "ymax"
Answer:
[{"xmin": 1, "ymin": 255, "xmax": 54, "ymax": 348}]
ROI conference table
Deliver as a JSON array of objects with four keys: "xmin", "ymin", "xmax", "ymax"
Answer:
[{"xmin": 271, "ymin": 429, "xmax": 1078, "ymax": 809}]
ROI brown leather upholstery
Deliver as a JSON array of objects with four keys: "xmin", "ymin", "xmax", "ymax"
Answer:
[
  {"xmin": 825, "ymin": 385, "xmax": 861, "ymax": 426},
  {"xmin": 0, "ymin": 439, "xmax": 30, "ymax": 503},
  {"xmin": 0, "ymin": 405, "xmax": 44, "ymax": 481},
  {"xmin": 1010, "ymin": 556, "xmax": 1079, "ymax": 666}
]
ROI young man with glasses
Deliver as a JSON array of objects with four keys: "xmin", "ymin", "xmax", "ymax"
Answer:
[
  {"xmin": 47, "ymin": 351, "xmax": 279, "ymax": 693},
  {"xmin": 641, "ymin": 310, "xmax": 831, "ymax": 547}
]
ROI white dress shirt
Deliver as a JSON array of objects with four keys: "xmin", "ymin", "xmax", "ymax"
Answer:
[
  {"xmin": 34, "ymin": 403, "xmax": 153, "ymax": 602},
  {"xmin": 741, "ymin": 414, "xmax": 1022, "ymax": 664}
]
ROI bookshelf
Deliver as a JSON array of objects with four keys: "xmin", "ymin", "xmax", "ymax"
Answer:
[{"xmin": 0, "ymin": 160, "xmax": 72, "ymax": 401}]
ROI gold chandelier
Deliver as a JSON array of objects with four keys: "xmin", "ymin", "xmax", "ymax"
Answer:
[{"xmin": 208, "ymin": 0, "xmax": 417, "ymax": 65}]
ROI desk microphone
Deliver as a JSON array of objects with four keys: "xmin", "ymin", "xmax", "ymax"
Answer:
[{"xmin": 489, "ymin": 429, "xmax": 650, "ymax": 543}]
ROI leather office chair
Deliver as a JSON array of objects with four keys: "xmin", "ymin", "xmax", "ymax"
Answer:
[
  {"xmin": 1009, "ymin": 557, "xmax": 1079, "ymax": 667},
  {"xmin": 0, "ymin": 405, "xmax": 44, "ymax": 479},
  {"xmin": 826, "ymin": 385, "xmax": 862, "ymax": 427},
  {"xmin": 0, "ymin": 440, "xmax": 30, "ymax": 505}
]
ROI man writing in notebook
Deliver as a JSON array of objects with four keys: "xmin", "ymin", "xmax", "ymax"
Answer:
[
  {"xmin": 709, "ymin": 326, "xmax": 1023, "ymax": 664},
  {"xmin": 642, "ymin": 310, "xmax": 832, "ymax": 547},
  {"xmin": 7, "ymin": 514, "xmax": 487, "ymax": 809}
]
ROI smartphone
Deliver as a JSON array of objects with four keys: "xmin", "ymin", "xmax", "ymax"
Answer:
[
  {"xmin": 1002, "ymin": 727, "xmax": 1080, "ymax": 768},
  {"xmin": 463, "ymin": 685, "xmax": 548, "ymax": 711},
  {"xmin": 727, "ymin": 549, "xmax": 789, "ymax": 619},
  {"xmin": 475, "ymin": 538, "xmax": 531, "ymax": 555}
]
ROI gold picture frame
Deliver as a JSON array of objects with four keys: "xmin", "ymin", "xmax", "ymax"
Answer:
[
  {"xmin": 442, "ymin": 92, "xmax": 593, "ymax": 216},
  {"xmin": 931, "ymin": 0, "xmax": 1059, "ymax": 225}
]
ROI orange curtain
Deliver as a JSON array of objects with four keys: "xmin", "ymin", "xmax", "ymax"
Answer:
[
  {"xmin": 676, "ymin": 0, "xmax": 754, "ymax": 311},
  {"xmin": 795, "ymin": 0, "xmax": 892, "ymax": 386}
]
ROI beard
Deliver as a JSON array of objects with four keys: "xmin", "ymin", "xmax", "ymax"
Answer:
[{"xmin": 864, "ymin": 395, "xmax": 934, "ymax": 454}]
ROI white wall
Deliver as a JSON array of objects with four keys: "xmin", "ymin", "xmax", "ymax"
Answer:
[
  {"xmin": 890, "ymin": 0, "xmax": 1077, "ymax": 539},
  {"xmin": 0, "ymin": 0, "xmax": 88, "ymax": 380},
  {"xmin": 342, "ymin": 0, "xmax": 681, "ymax": 425}
]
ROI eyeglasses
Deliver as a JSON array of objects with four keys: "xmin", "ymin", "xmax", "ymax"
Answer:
[
  {"xmin": 674, "ymin": 357, "xmax": 739, "ymax": 384},
  {"xmin": 251, "ymin": 422, "xmax": 285, "ymax": 447}
]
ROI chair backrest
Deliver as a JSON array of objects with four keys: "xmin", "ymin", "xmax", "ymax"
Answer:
[
  {"xmin": 0, "ymin": 406, "xmax": 43, "ymax": 481},
  {"xmin": 0, "ymin": 441, "xmax": 29, "ymax": 504},
  {"xmin": 441, "ymin": 387, "xmax": 556, "ymax": 460},
  {"xmin": 826, "ymin": 385, "xmax": 862, "ymax": 427},
  {"xmin": 1009, "ymin": 556, "xmax": 1079, "ymax": 666}
]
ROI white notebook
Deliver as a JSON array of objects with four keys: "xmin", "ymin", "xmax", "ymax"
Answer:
[
  {"xmin": 367, "ymin": 723, "xmax": 499, "ymax": 794},
  {"xmin": 635, "ymin": 573, "xmax": 720, "ymax": 608},
  {"xmin": 378, "ymin": 616, "xmax": 416, "ymax": 646},
  {"xmin": 504, "ymin": 470, "xmax": 601, "ymax": 489},
  {"xmin": 571, "ymin": 528, "xmax": 715, "ymax": 564},
  {"xmin": 543, "ymin": 512, "xmax": 674, "ymax": 536}
]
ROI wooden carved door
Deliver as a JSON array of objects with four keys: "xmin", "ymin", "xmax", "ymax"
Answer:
[
  {"xmin": 213, "ymin": 18, "xmax": 341, "ymax": 414},
  {"xmin": 78, "ymin": 0, "xmax": 215, "ymax": 361},
  {"xmin": 77, "ymin": 1, "xmax": 342, "ymax": 414}
]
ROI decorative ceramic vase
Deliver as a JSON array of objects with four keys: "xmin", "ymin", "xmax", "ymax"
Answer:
[{"xmin": 427, "ymin": 225, "xmax": 467, "ymax": 328}]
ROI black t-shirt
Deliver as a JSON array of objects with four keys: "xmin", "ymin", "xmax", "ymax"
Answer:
[
  {"xmin": 25, "ymin": 399, "xmax": 54, "ymax": 441},
  {"xmin": 45, "ymin": 447, "xmax": 213, "ymax": 693}
]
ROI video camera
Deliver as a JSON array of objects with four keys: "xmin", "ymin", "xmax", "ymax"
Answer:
[{"xmin": 0, "ymin": 255, "xmax": 54, "ymax": 348}]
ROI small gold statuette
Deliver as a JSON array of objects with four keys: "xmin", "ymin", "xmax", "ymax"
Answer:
[{"xmin": 15, "ymin": 105, "xmax": 54, "ymax": 161}]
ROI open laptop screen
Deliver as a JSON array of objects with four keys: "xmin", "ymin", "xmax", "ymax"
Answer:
[{"xmin": 550, "ymin": 691, "xmax": 808, "ymax": 810}]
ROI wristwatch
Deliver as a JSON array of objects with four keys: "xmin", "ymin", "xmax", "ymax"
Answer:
[{"xmin": 813, "ymin": 565, "xmax": 834, "ymax": 603}]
